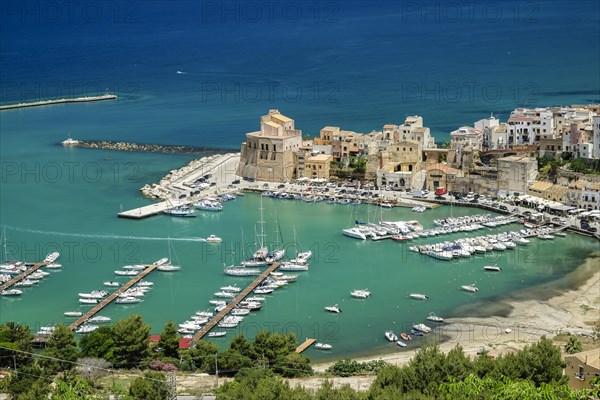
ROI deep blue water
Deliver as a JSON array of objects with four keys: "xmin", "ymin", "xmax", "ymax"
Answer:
[{"xmin": 1, "ymin": 0, "xmax": 599, "ymax": 145}]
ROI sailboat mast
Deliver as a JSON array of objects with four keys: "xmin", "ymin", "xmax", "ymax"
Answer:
[{"xmin": 258, "ymin": 196, "xmax": 266, "ymax": 249}]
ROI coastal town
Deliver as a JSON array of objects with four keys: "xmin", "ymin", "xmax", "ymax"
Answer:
[{"xmin": 133, "ymin": 106, "xmax": 600, "ymax": 236}]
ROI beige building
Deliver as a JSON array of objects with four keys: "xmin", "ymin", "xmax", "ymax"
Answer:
[
  {"xmin": 237, "ymin": 109, "xmax": 302, "ymax": 182},
  {"xmin": 374, "ymin": 141, "xmax": 423, "ymax": 189},
  {"xmin": 564, "ymin": 348, "xmax": 600, "ymax": 390},
  {"xmin": 497, "ymin": 156, "xmax": 538, "ymax": 194},
  {"xmin": 304, "ymin": 154, "xmax": 332, "ymax": 179},
  {"xmin": 425, "ymin": 163, "xmax": 459, "ymax": 191}
]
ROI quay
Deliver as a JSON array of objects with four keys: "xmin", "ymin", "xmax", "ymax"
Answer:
[
  {"xmin": 68, "ymin": 263, "xmax": 159, "ymax": 331},
  {"xmin": 295, "ymin": 338, "xmax": 316, "ymax": 353},
  {"xmin": 191, "ymin": 262, "xmax": 281, "ymax": 343},
  {"xmin": 0, "ymin": 261, "xmax": 47, "ymax": 292},
  {"xmin": 0, "ymin": 94, "xmax": 117, "ymax": 110}
]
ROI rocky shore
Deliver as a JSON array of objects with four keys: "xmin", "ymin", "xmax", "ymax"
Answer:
[{"xmin": 61, "ymin": 139, "xmax": 230, "ymax": 156}]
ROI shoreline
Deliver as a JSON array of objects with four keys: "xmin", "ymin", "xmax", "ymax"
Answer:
[
  {"xmin": 312, "ymin": 250, "xmax": 600, "ymax": 371},
  {"xmin": 0, "ymin": 94, "xmax": 117, "ymax": 110},
  {"xmin": 62, "ymin": 139, "xmax": 235, "ymax": 156}
]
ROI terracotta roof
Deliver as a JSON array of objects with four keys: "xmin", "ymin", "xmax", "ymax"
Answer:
[
  {"xmin": 529, "ymin": 181, "xmax": 553, "ymax": 192},
  {"xmin": 426, "ymin": 163, "xmax": 458, "ymax": 174}
]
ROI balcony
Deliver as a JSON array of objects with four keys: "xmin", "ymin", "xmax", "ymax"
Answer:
[{"xmin": 574, "ymin": 373, "xmax": 585, "ymax": 381}]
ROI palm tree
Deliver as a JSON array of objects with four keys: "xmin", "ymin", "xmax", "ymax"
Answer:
[{"xmin": 564, "ymin": 336, "xmax": 582, "ymax": 354}]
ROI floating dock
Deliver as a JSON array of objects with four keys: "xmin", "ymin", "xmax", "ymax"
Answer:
[
  {"xmin": 117, "ymin": 201, "xmax": 177, "ymax": 219},
  {"xmin": 0, "ymin": 94, "xmax": 117, "ymax": 110},
  {"xmin": 191, "ymin": 262, "xmax": 281, "ymax": 343},
  {"xmin": 0, "ymin": 261, "xmax": 47, "ymax": 292},
  {"xmin": 295, "ymin": 338, "xmax": 316, "ymax": 353},
  {"xmin": 68, "ymin": 263, "xmax": 159, "ymax": 330}
]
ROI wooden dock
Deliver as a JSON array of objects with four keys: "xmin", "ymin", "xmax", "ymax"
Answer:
[
  {"xmin": 68, "ymin": 263, "xmax": 159, "ymax": 330},
  {"xmin": 295, "ymin": 338, "xmax": 316, "ymax": 353},
  {"xmin": 118, "ymin": 201, "xmax": 178, "ymax": 219},
  {"xmin": 191, "ymin": 262, "xmax": 281, "ymax": 343},
  {"xmin": 0, "ymin": 261, "xmax": 47, "ymax": 292}
]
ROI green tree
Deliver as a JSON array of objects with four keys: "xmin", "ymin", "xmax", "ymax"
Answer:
[
  {"xmin": 42, "ymin": 324, "xmax": 79, "ymax": 373},
  {"xmin": 0, "ymin": 322, "xmax": 34, "ymax": 367},
  {"xmin": 189, "ymin": 340, "xmax": 220, "ymax": 373},
  {"xmin": 252, "ymin": 330, "xmax": 297, "ymax": 365},
  {"xmin": 229, "ymin": 333, "xmax": 257, "ymax": 360},
  {"xmin": 51, "ymin": 376, "xmax": 97, "ymax": 400},
  {"xmin": 112, "ymin": 315, "xmax": 150, "ymax": 368},
  {"xmin": 128, "ymin": 371, "xmax": 168, "ymax": 400},
  {"xmin": 217, "ymin": 348, "xmax": 253, "ymax": 375},
  {"xmin": 273, "ymin": 352, "xmax": 312, "ymax": 378},
  {"xmin": 7, "ymin": 364, "xmax": 51, "ymax": 400},
  {"xmin": 564, "ymin": 335, "xmax": 583, "ymax": 354},
  {"xmin": 157, "ymin": 321, "xmax": 179, "ymax": 359},
  {"xmin": 79, "ymin": 325, "xmax": 115, "ymax": 362}
]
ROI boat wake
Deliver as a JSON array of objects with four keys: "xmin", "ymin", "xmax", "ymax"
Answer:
[{"xmin": 4, "ymin": 226, "xmax": 203, "ymax": 242}]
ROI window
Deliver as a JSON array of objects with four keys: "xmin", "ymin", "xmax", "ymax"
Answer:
[
  {"xmin": 261, "ymin": 143, "xmax": 264, "ymax": 150},
  {"xmin": 273, "ymin": 145, "xmax": 276, "ymax": 151}
]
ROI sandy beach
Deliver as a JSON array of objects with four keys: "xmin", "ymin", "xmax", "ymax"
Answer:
[{"xmin": 310, "ymin": 251, "xmax": 600, "ymax": 374}]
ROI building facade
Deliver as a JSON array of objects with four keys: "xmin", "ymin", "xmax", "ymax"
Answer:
[
  {"xmin": 564, "ymin": 349, "xmax": 600, "ymax": 390},
  {"xmin": 497, "ymin": 156, "xmax": 538, "ymax": 194}
]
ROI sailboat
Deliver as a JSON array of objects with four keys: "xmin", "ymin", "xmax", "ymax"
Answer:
[
  {"xmin": 242, "ymin": 197, "xmax": 269, "ymax": 267},
  {"xmin": 157, "ymin": 238, "xmax": 181, "ymax": 271},
  {"xmin": 265, "ymin": 214, "xmax": 285, "ymax": 264},
  {"xmin": 223, "ymin": 251, "xmax": 261, "ymax": 276},
  {"xmin": 288, "ymin": 228, "xmax": 312, "ymax": 264},
  {"xmin": 0, "ymin": 228, "xmax": 21, "ymax": 270}
]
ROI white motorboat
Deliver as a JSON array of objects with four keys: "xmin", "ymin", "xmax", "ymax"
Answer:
[
  {"xmin": 396, "ymin": 340, "xmax": 407, "ymax": 347},
  {"xmin": 116, "ymin": 296, "xmax": 141, "ymax": 304},
  {"xmin": 350, "ymin": 289, "xmax": 371, "ymax": 299},
  {"xmin": 205, "ymin": 235, "xmax": 222, "ymax": 243},
  {"xmin": 426, "ymin": 312, "xmax": 444, "ymax": 323},
  {"xmin": 79, "ymin": 290, "xmax": 108, "ymax": 299},
  {"xmin": 153, "ymin": 257, "xmax": 169, "ymax": 266},
  {"xmin": 87, "ymin": 316, "xmax": 111, "ymax": 323},
  {"xmin": 254, "ymin": 288, "xmax": 274, "ymax": 295},
  {"xmin": 209, "ymin": 299, "xmax": 227, "ymax": 306},
  {"xmin": 44, "ymin": 252, "xmax": 60, "ymax": 263},
  {"xmin": 324, "ymin": 305, "xmax": 342, "ymax": 313},
  {"xmin": 314, "ymin": 343, "xmax": 332, "ymax": 350},
  {"xmin": 195, "ymin": 311, "xmax": 214, "ymax": 318},
  {"xmin": 412, "ymin": 323, "xmax": 432, "ymax": 333},
  {"xmin": 409, "ymin": 293, "xmax": 428, "ymax": 301},
  {"xmin": 75, "ymin": 324, "xmax": 99, "ymax": 334},
  {"xmin": 342, "ymin": 228, "xmax": 367, "ymax": 240},
  {"xmin": 218, "ymin": 321, "xmax": 239, "ymax": 328},
  {"xmin": 122, "ymin": 264, "xmax": 146, "ymax": 270},
  {"xmin": 214, "ymin": 291, "xmax": 236, "ymax": 299},
  {"xmin": 194, "ymin": 200, "xmax": 223, "ymax": 211},
  {"xmin": 1, "ymin": 289, "xmax": 22, "ymax": 296},
  {"xmin": 15, "ymin": 279, "xmax": 38, "ymax": 287},
  {"xmin": 208, "ymin": 331, "xmax": 227, "ymax": 338},
  {"xmin": 538, "ymin": 234, "xmax": 555, "ymax": 240},
  {"xmin": 79, "ymin": 298, "xmax": 98, "ymax": 304},
  {"xmin": 224, "ymin": 265, "xmax": 261, "ymax": 276},
  {"xmin": 45, "ymin": 262, "xmax": 62, "ymax": 269},
  {"xmin": 157, "ymin": 264, "xmax": 181, "ymax": 272},
  {"xmin": 178, "ymin": 328, "xmax": 195, "ymax": 335},
  {"xmin": 220, "ymin": 285, "xmax": 241, "ymax": 293},
  {"xmin": 482, "ymin": 265, "xmax": 502, "ymax": 272},
  {"xmin": 385, "ymin": 330, "xmax": 398, "ymax": 342},
  {"xmin": 278, "ymin": 262, "xmax": 309, "ymax": 271},
  {"xmin": 137, "ymin": 280, "xmax": 154, "ymax": 287},
  {"xmin": 246, "ymin": 296, "xmax": 265, "ymax": 302},
  {"xmin": 104, "ymin": 281, "xmax": 120, "ymax": 287},
  {"xmin": 114, "ymin": 270, "xmax": 139, "ymax": 276},
  {"xmin": 164, "ymin": 205, "xmax": 197, "ymax": 217},
  {"xmin": 230, "ymin": 308, "xmax": 250, "ymax": 316},
  {"xmin": 461, "ymin": 284, "xmax": 479, "ymax": 293},
  {"xmin": 190, "ymin": 316, "xmax": 209, "ymax": 324},
  {"xmin": 265, "ymin": 249, "xmax": 285, "ymax": 264},
  {"xmin": 64, "ymin": 311, "xmax": 83, "ymax": 317}
]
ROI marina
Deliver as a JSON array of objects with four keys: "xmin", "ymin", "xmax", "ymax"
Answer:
[
  {"xmin": 191, "ymin": 262, "xmax": 281, "ymax": 343},
  {"xmin": 0, "ymin": 252, "xmax": 58, "ymax": 293},
  {"xmin": 67, "ymin": 260, "xmax": 162, "ymax": 331}
]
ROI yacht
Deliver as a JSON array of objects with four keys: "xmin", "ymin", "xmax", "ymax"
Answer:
[
  {"xmin": 412, "ymin": 323, "xmax": 432, "ymax": 333},
  {"xmin": 350, "ymin": 289, "xmax": 371, "ymax": 299},
  {"xmin": 224, "ymin": 265, "xmax": 261, "ymax": 276},
  {"xmin": 164, "ymin": 205, "xmax": 197, "ymax": 217},
  {"xmin": 253, "ymin": 287, "xmax": 274, "ymax": 295},
  {"xmin": 44, "ymin": 252, "xmax": 60, "ymax": 263},
  {"xmin": 0, "ymin": 289, "xmax": 22, "ymax": 296},
  {"xmin": 314, "ymin": 343, "xmax": 332, "ymax": 350},
  {"xmin": 194, "ymin": 199, "xmax": 223, "ymax": 212},
  {"xmin": 409, "ymin": 293, "xmax": 428, "ymax": 301},
  {"xmin": 116, "ymin": 296, "xmax": 141, "ymax": 304},
  {"xmin": 537, "ymin": 233, "xmax": 555, "ymax": 240},
  {"xmin": 64, "ymin": 311, "xmax": 83, "ymax": 317},
  {"xmin": 214, "ymin": 291, "xmax": 236, "ymax": 299},
  {"xmin": 265, "ymin": 249, "xmax": 285, "ymax": 264},
  {"xmin": 426, "ymin": 312, "xmax": 444, "ymax": 323},
  {"xmin": 220, "ymin": 285, "xmax": 241, "ymax": 293},
  {"xmin": 482, "ymin": 265, "xmax": 502, "ymax": 272},
  {"xmin": 87, "ymin": 316, "xmax": 111, "ymax": 323},
  {"xmin": 246, "ymin": 296, "xmax": 265, "ymax": 302},
  {"xmin": 157, "ymin": 264, "xmax": 181, "ymax": 272},
  {"xmin": 230, "ymin": 308, "xmax": 250, "ymax": 316},
  {"xmin": 385, "ymin": 330, "xmax": 398, "ymax": 342},
  {"xmin": 324, "ymin": 305, "xmax": 342, "ymax": 313},
  {"xmin": 153, "ymin": 258, "xmax": 169, "ymax": 266},
  {"xmin": 79, "ymin": 298, "xmax": 98, "ymax": 304},
  {"xmin": 218, "ymin": 321, "xmax": 239, "ymax": 328},
  {"xmin": 114, "ymin": 270, "xmax": 139, "ymax": 276},
  {"xmin": 75, "ymin": 324, "xmax": 99, "ymax": 334},
  {"xmin": 342, "ymin": 228, "xmax": 367, "ymax": 240},
  {"xmin": 209, "ymin": 299, "xmax": 226, "ymax": 306},
  {"xmin": 15, "ymin": 279, "xmax": 38, "ymax": 287},
  {"xmin": 137, "ymin": 280, "xmax": 154, "ymax": 287},
  {"xmin": 208, "ymin": 331, "xmax": 227, "ymax": 338},
  {"xmin": 279, "ymin": 262, "xmax": 309, "ymax": 271},
  {"xmin": 45, "ymin": 262, "xmax": 63, "ymax": 269},
  {"xmin": 205, "ymin": 235, "xmax": 222, "ymax": 243},
  {"xmin": 461, "ymin": 284, "xmax": 479, "ymax": 293},
  {"xmin": 79, "ymin": 290, "xmax": 108, "ymax": 299},
  {"xmin": 104, "ymin": 281, "xmax": 121, "ymax": 287}
]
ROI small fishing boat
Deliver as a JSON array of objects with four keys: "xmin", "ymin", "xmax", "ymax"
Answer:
[
  {"xmin": 314, "ymin": 343, "xmax": 332, "ymax": 350},
  {"xmin": 400, "ymin": 332, "xmax": 411, "ymax": 341},
  {"xmin": 461, "ymin": 284, "xmax": 479, "ymax": 293},
  {"xmin": 426, "ymin": 312, "xmax": 444, "ymax": 323},
  {"xmin": 396, "ymin": 340, "xmax": 407, "ymax": 347},
  {"xmin": 385, "ymin": 330, "xmax": 398, "ymax": 342},
  {"xmin": 409, "ymin": 293, "xmax": 428, "ymax": 301},
  {"xmin": 205, "ymin": 235, "xmax": 222, "ymax": 243},
  {"xmin": 208, "ymin": 331, "xmax": 227, "ymax": 338},
  {"xmin": 482, "ymin": 265, "xmax": 501, "ymax": 272},
  {"xmin": 324, "ymin": 305, "xmax": 342, "ymax": 313}
]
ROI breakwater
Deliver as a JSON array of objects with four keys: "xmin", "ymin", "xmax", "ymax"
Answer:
[
  {"xmin": 61, "ymin": 139, "xmax": 231, "ymax": 156},
  {"xmin": 0, "ymin": 94, "xmax": 117, "ymax": 110}
]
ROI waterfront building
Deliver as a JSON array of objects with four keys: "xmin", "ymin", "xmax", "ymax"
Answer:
[
  {"xmin": 237, "ymin": 109, "xmax": 303, "ymax": 182},
  {"xmin": 497, "ymin": 156, "xmax": 538, "ymax": 194},
  {"xmin": 425, "ymin": 163, "xmax": 459, "ymax": 191},
  {"xmin": 375, "ymin": 141, "xmax": 423, "ymax": 189},
  {"xmin": 564, "ymin": 348, "xmax": 600, "ymax": 390},
  {"xmin": 507, "ymin": 108, "xmax": 554, "ymax": 146},
  {"xmin": 592, "ymin": 115, "xmax": 600, "ymax": 159},
  {"xmin": 304, "ymin": 154, "xmax": 333, "ymax": 179}
]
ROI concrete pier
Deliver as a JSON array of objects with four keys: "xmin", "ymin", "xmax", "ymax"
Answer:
[{"xmin": 0, "ymin": 94, "xmax": 117, "ymax": 110}]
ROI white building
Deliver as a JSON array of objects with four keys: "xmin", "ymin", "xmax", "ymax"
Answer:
[
  {"xmin": 593, "ymin": 116, "xmax": 600, "ymax": 160},
  {"xmin": 507, "ymin": 108, "xmax": 553, "ymax": 146},
  {"xmin": 450, "ymin": 126, "xmax": 483, "ymax": 150}
]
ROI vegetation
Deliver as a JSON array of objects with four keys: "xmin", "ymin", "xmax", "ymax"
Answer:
[
  {"xmin": 1, "ymin": 317, "xmax": 598, "ymax": 399},
  {"xmin": 564, "ymin": 335, "xmax": 583, "ymax": 354}
]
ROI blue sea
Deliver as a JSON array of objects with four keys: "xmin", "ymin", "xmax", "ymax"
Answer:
[{"xmin": 0, "ymin": 0, "xmax": 599, "ymax": 360}]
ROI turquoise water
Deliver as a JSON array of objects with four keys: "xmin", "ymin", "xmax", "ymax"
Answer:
[{"xmin": 1, "ymin": 131, "xmax": 598, "ymax": 360}]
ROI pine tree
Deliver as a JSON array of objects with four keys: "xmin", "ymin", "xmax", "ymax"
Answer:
[
  {"xmin": 112, "ymin": 314, "xmax": 150, "ymax": 368},
  {"xmin": 157, "ymin": 321, "xmax": 179, "ymax": 359},
  {"xmin": 42, "ymin": 324, "xmax": 79, "ymax": 373}
]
